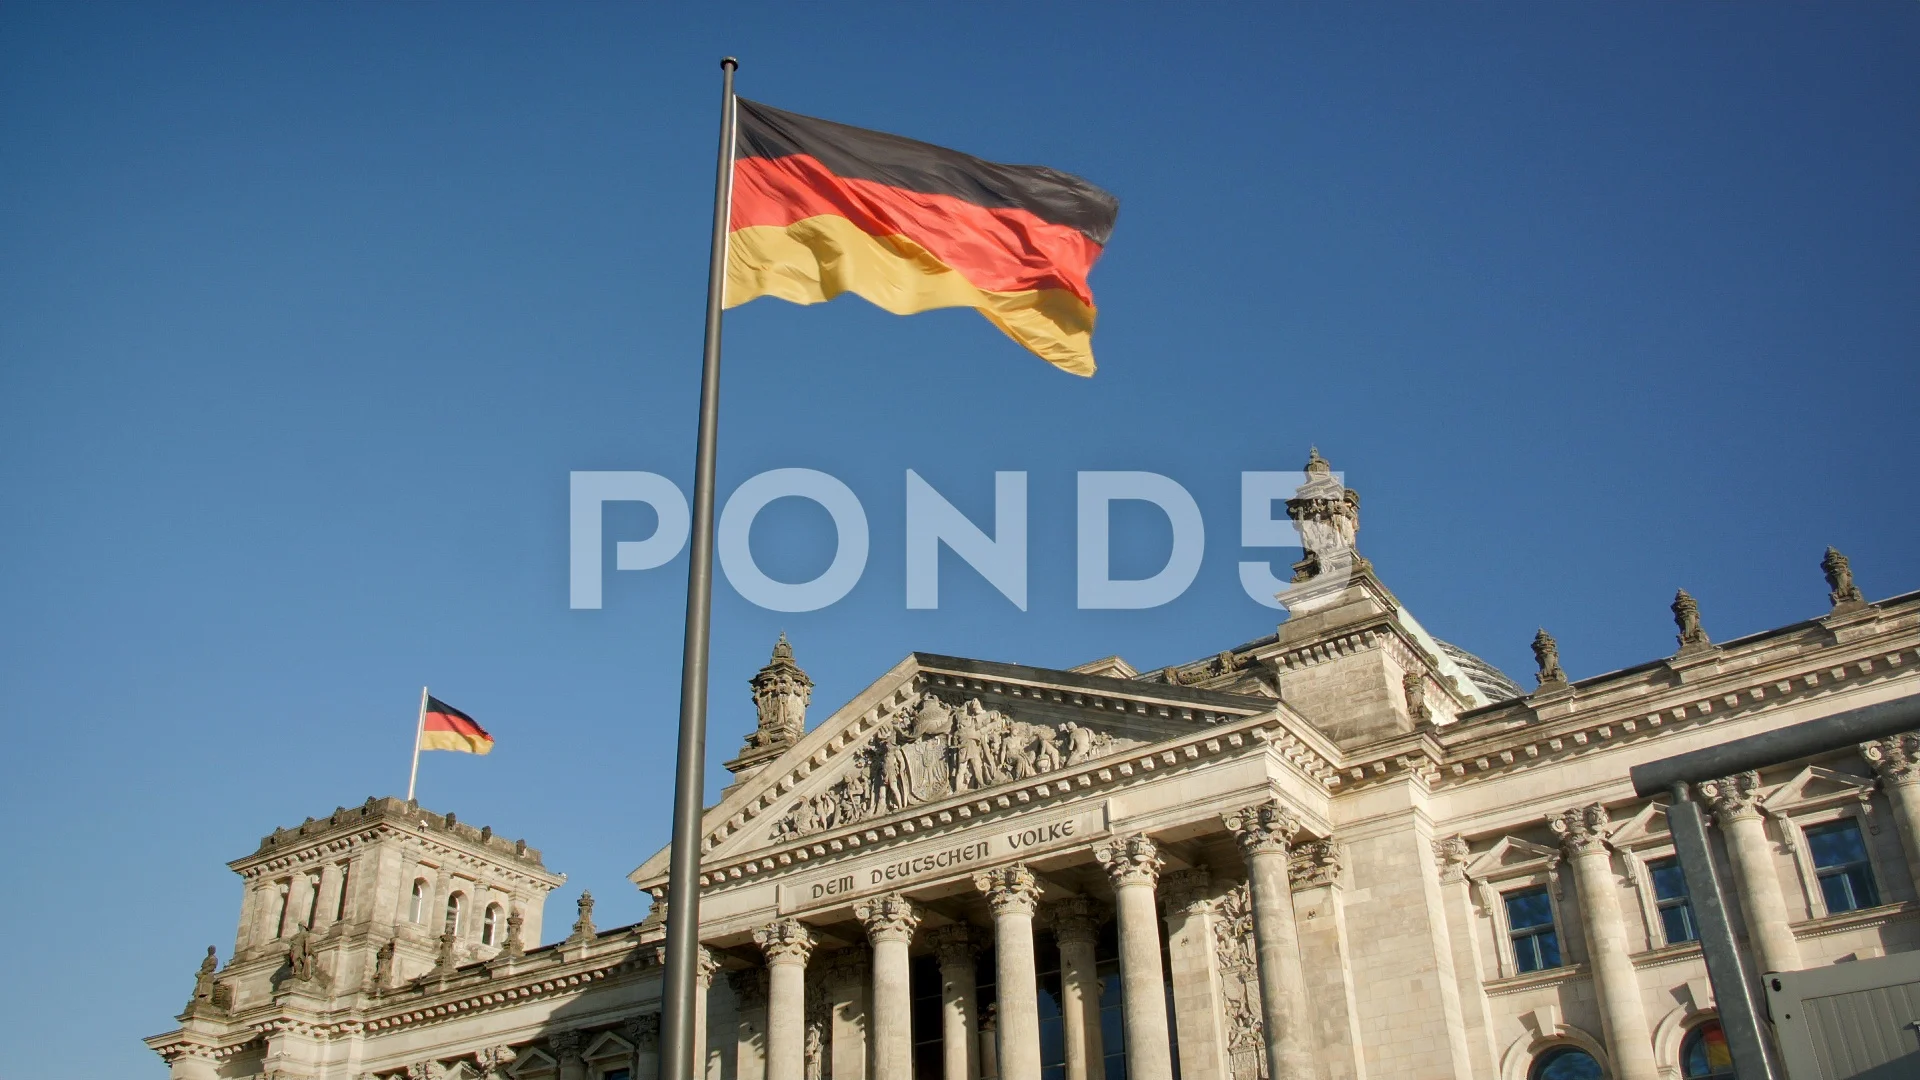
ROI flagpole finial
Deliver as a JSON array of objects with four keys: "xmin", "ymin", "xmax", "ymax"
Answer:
[{"xmin": 721, "ymin": 57, "xmax": 738, "ymax": 71}]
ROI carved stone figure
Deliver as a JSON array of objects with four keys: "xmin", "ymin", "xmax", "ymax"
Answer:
[
  {"xmin": 1286, "ymin": 447, "xmax": 1362, "ymax": 583},
  {"xmin": 770, "ymin": 693, "xmax": 1136, "ymax": 841},
  {"xmin": 569, "ymin": 891, "xmax": 595, "ymax": 941},
  {"xmin": 286, "ymin": 931, "xmax": 316, "ymax": 983},
  {"xmin": 502, "ymin": 908, "xmax": 525, "ymax": 958},
  {"xmin": 1212, "ymin": 880, "xmax": 1267, "ymax": 1080},
  {"xmin": 192, "ymin": 946, "xmax": 218, "ymax": 1002},
  {"xmin": 1532, "ymin": 629, "xmax": 1568, "ymax": 688},
  {"xmin": 1672, "ymin": 589, "xmax": 1711, "ymax": 653},
  {"xmin": 1824, "ymin": 546, "xmax": 1866, "ymax": 609},
  {"xmin": 1402, "ymin": 672, "xmax": 1430, "ymax": 722},
  {"xmin": 372, "ymin": 940, "xmax": 396, "ymax": 990}
]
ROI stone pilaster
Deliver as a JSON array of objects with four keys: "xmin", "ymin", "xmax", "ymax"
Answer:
[
  {"xmin": 1431, "ymin": 837, "xmax": 1498, "ymax": 1079},
  {"xmin": 1289, "ymin": 839, "xmax": 1365, "ymax": 1080},
  {"xmin": 1550, "ymin": 805, "xmax": 1657, "ymax": 1080},
  {"xmin": 927, "ymin": 925, "xmax": 981, "ymax": 1080},
  {"xmin": 1093, "ymin": 834, "xmax": 1175, "ymax": 1080},
  {"xmin": 855, "ymin": 893, "xmax": 921, "ymax": 1080},
  {"xmin": 1698, "ymin": 772, "xmax": 1801, "ymax": 973},
  {"xmin": 1222, "ymin": 802, "xmax": 1313, "ymax": 1080},
  {"xmin": 754, "ymin": 919, "xmax": 817, "ymax": 1080},
  {"xmin": 625, "ymin": 1014, "xmax": 662, "ymax": 1080},
  {"xmin": 1158, "ymin": 870, "xmax": 1229, "ymax": 1080},
  {"xmin": 1862, "ymin": 732, "xmax": 1920, "ymax": 899},
  {"xmin": 695, "ymin": 946, "xmax": 719, "ymax": 1080},
  {"xmin": 1050, "ymin": 897, "xmax": 1107, "ymax": 1080},
  {"xmin": 821, "ymin": 948, "xmax": 871, "ymax": 1080},
  {"xmin": 976, "ymin": 866, "xmax": 1044, "ymax": 1080}
]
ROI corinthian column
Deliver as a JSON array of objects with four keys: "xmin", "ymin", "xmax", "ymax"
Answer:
[
  {"xmin": 1220, "ymin": 801, "xmax": 1312, "ymax": 1080},
  {"xmin": 1551, "ymin": 805, "xmax": 1657, "ymax": 1080},
  {"xmin": 753, "ymin": 919, "xmax": 816, "ymax": 1080},
  {"xmin": 1093, "ymin": 835, "xmax": 1174, "ymax": 1080},
  {"xmin": 1862, "ymin": 732, "xmax": 1920, "ymax": 899},
  {"xmin": 927, "ymin": 925, "xmax": 981, "ymax": 1080},
  {"xmin": 1697, "ymin": 772, "xmax": 1801, "ymax": 974},
  {"xmin": 1050, "ymin": 897, "xmax": 1108, "ymax": 1080},
  {"xmin": 976, "ymin": 865, "xmax": 1044, "ymax": 1080},
  {"xmin": 855, "ymin": 893, "xmax": 921, "ymax": 1080}
]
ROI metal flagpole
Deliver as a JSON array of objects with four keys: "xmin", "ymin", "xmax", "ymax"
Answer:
[
  {"xmin": 660, "ymin": 56, "xmax": 738, "ymax": 1080},
  {"xmin": 406, "ymin": 685, "xmax": 428, "ymax": 802}
]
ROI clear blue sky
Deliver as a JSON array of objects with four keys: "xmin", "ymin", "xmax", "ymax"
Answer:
[{"xmin": 2, "ymin": 4, "xmax": 1915, "ymax": 1073}]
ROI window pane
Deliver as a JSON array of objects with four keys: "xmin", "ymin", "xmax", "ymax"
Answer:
[
  {"xmin": 1660, "ymin": 904, "xmax": 1697, "ymax": 945},
  {"xmin": 1682, "ymin": 1021, "xmax": 1735, "ymax": 1077},
  {"xmin": 1649, "ymin": 858, "xmax": 1689, "ymax": 901},
  {"xmin": 1531, "ymin": 1047, "xmax": 1603, "ymax": 1080},
  {"xmin": 1807, "ymin": 820, "xmax": 1868, "ymax": 868},
  {"xmin": 1506, "ymin": 888, "xmax": 1553, "ymax": 931}
]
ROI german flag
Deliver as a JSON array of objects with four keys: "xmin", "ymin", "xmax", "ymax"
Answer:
[
  {"xmin": 725, "ymin": 99, "xmax": 1119, "ymax": 376},
  {"xmin": 420, "ymin": 696, "xmax": 493, "ymax": 755}
]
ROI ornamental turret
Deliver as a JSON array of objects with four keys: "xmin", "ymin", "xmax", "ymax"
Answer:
[{"xmin": 724, "ymin": 634, "xmax": 814, "ymax": 788}]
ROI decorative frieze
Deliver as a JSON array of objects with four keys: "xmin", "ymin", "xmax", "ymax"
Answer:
[{"xmin": 771, "ymin": 693, "xmax": 1137, "ymax": 841}]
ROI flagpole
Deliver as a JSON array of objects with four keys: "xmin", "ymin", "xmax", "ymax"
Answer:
[
  {"xmin": 406, "ymin": 685, "xmax": 428, "ymax": 802},
  {"xmin": 661, "ymin": 56, "xmax": 738, "ymax": 1080}
]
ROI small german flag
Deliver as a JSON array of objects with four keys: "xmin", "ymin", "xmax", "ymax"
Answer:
[
  {"xmin": 725, "ymin": 99, "xmax": 1119, "ymax": 376},
  {"xmin": 420, "ymin": 696, "xmax": 493, "ymax": 755}
]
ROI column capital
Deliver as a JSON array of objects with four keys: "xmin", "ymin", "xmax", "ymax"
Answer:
[
  {"xmin": 820, "ymin": 946, "xmax": 869, "ymax": 985},
  {"xmin": 1288, "ymin": 838, "xmax": 1343, "ymax": 890},
  {"xmin": 975, "ymin": 864, "xmax": 1043, "ymax": 916},
  {"xmin": 1159, "ymin": 868, "xmax": 1213, "ymax": 916},
  {"xmin": 728, "ymin": 967, "xmax": 769, "ymax": 1009},
  {"xmin": 1697, "ymin": 771, "xmax": 1765, "ymax": 823},
  {"xmin": 622, "ymin": 1013, "xmax": 660, "ymax": 1050},
  {"xmin": 1432, "ymin": 835, "xmax": 1471, "ymax": 883},
  {"xmin": 1549, "ymin": 803, "xmax": 1611, "ymax": 858},
  {"xmin": 548, "ymin": 1030, "xmax": 586, "ymax": 1062},
  {"xmin": 1048, "ymin": 895, "xmax": 1109, "ymax": 946},
  {"xmin": 1862, "ymin": 732, "xmax": 1920, "ymax": 786},
  {"xmin": 1222, "ymin": 799, "xmax": 1301, "ymax": 857},
  {"xmin": 925, "ymin": 923, "xmax": 977, "ymax": 970},
  {"xmin": 854, "ymin": 892, "xmax": 922, "ymax": 944},
  {"xmin": 1094, "ymin": 833, "xmax": 1164, "ymax": 888},
  {"xmin": 753, "ymin": 918, "xmax": 817, "ymax": 966},
  {"xmin": 695, "ymin": 944, "xmax": 721, "ymax": 987}
]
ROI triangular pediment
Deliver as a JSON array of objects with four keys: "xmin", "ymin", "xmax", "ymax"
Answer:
[
  {"xmin": 1760, "ymin": 765, "xmax": 1877, "ymax": 814},
  {"xmin": 583, "ymin": 1031, "xmax": 634, "ymax": 1062},
  {"xmin": 1605, "ymin": 802, "xmax": 1670, "ymax": 847},
  {"xmin": 1465, "ymin": 835, "xmax": 1561, "ymax": 880},
  {"xmin": 631, "ymin": 652, "xmax": 1277, "ymax": 885},
  {"xmin": 506, "ymin": 1049, "xmax": 557, "ymax": 1079}
]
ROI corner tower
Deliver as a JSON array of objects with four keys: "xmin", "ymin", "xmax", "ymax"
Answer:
[{"xmin": 215, "ymin": 797, "xmax": 564, "ymax": 1012}]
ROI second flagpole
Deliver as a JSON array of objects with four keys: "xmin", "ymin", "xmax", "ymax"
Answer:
[{"xmin": 660, "ymin": 55, "xmax": 738, "ymax": 1080}]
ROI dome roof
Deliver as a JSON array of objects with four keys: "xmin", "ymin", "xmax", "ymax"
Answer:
[{"xmin": 1434, "ymin": 639, "xmax": 1525, "ymax": 702}]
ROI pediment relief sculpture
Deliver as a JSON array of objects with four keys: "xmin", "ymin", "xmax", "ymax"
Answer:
[{"xmin": 771, "ymin": 692, "xmax": 1142, "ymax": 841}]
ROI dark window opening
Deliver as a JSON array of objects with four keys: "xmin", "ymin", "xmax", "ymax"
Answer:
[
  {"xmin": 1505, "ymin": 887, "xmax": 1561, "ymax": 974},
  {"xmin": 1648, "ymin": 856, "xmax": 1698, "ymax": 944},
  {"xmin": 1807, "ymin": 818, "xmax": 1879, "ymax": 914}
]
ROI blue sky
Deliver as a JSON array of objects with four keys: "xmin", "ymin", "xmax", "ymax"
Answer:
[{"xmin": 2, "ymin": 4, "xmax": 1915, "ymax": 1073}]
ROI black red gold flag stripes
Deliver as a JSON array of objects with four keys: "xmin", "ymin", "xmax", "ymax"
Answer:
[
  {"xmin": 724, "ymin": 98, "xmax": 1120, "ymax": 375},
  {"xmin": 420, "ymin": 695, "xmax": 493, "ymax": 755}
]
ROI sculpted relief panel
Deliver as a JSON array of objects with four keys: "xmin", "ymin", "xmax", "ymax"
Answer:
[
  {"xmin": 1213, "ymin": 880, "xmax": 1268, "ymax": 1080},
  {"xmin": 771, "ymin": 693, "xmax": 1139, "ymax": 842}
]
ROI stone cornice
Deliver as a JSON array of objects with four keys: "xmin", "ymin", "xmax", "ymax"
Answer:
[
  {"xmin": 1427, "ymin": 622, "xmax": 1920, "ymax": 787},
  {"xmin": 233, "ymin": 797, "xmax": 552, "ymax": 875}
]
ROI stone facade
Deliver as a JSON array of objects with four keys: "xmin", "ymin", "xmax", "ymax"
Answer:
[{"xmin": 149, "ymin": 459, "xmax": 1920, "ymax": 1080}]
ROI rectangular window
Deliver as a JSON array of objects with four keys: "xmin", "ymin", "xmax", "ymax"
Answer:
[
  {"xmin": 601, "ymin": 1071, "xmax": 630, "ymax": 1080},
  {"xmin": 1807, "ymin": 818, "xmax": 1880, "ymax": 914},
  {"xmin": 1504, "ymin": 886, "xmax": 1561, "ymax": 974},
  {"xmin": 1648, "ymin": 856, "xmax": 1698, "ymax": 944}
]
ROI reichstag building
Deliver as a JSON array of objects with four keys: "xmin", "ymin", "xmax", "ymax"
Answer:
[{"xmin": 148, "ymin": 452, "xmax": 1920, "ymax": 1080}]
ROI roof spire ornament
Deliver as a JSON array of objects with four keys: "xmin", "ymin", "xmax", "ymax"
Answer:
[
  {"xmin": 750, "ymin": 633, "xmax": 814, "ymax": 748},
  {"xmin": 1531, "ymin": 628, "xmax": 1569, "ymax": 691},
  {"xmin": 1823, "ymin": 546, "xmax": 1867, "ymax": 612},
  {"xmin": 1672, "ymin": 589, "xmax": 1712, "ymax": 655},
  {"xmin": 1286, "ymin": 446, "xmax": 1364, "ymax": 583}
]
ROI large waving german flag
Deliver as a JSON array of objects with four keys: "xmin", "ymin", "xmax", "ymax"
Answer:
[
  {"xmin": 725, "ymin": 99, "xmax": 1119, "ymax": 376},
  {"xmin": 420, "ymin": 696, "xmax": 494, "ymax": 755}
]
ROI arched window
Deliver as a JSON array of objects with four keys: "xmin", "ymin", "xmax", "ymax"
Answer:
[
  {"xmin": 1681, "ymin": 1022, "xmax": 1735, "ymax": 1078},
  {"xmin": 481, "ymin": 903, "xmax": 503, "ymax": 946},
  {"xmin": 302, "ymin": 874, "xmax": 322, "ymax": 929},
  {"xmin": 274, "ymin": 881, "xmax": 292, "ymax": 938},
  {"xmin": 408, "ymin": 879, "xmax": 428, "ymax": 923},
  {"xmin": 445, "ymin": 891, "xmax": 465, "ymax": 937},
  {"xmin": 1530, "ymin": 1046, "xmax": 1604, "ymax": 1080}
]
